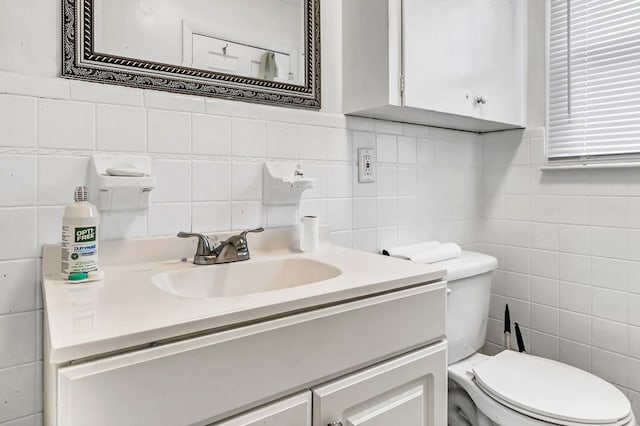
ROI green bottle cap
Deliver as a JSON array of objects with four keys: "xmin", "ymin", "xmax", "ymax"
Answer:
[{"xmin": 68, "ymin": 272, "xmax": 88, "ymax": 281}]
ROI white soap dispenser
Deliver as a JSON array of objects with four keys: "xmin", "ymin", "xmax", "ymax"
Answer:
[{"xmin": 61, "ymin": 186, "xmax": 100, "ymax": 278}]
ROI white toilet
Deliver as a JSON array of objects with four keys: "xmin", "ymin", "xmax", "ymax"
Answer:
[{"xmin": 438, "ymin": 251, "xmax": 636, "ymax": 426}]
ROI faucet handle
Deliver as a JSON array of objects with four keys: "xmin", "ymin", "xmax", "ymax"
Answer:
[
  {"xmin": 177, "ymin": 232, "xmax": 212, "ymax": 256},
  {"xmin": 239, "ymin": 227, "xmax": 264, "ymax": 239},
  {"xmin": 233, "ymin": 227, "xmax": 264, "ymax": 251}
]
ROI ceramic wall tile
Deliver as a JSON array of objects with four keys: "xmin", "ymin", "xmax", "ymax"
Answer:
[
  {"xmin": 0, "ymin": 208, "xmax": 37, "ymax": 260},
  {"xmin": 0, "ymin": 363, "xmax": 36, "ymax": 423},
  {"xmin": 192, "ymin": 161, "xmax": 231, "ymax": 202},
  {"xmin": 38, "ymin": 99, "xmax": 94, "ymax": 150},
  {"xmin": 0, "ymin": 312, "xmax": 36, "ymax": 368},
  {"xmin": 266, "ymin": 122, "xmax": 298, "ymax": 159},
  {"xmin": 37, "ymin": 156, "xmax": 89, "ymax": 206},
  {"xmin": 0, "ymin": 260, "xmax": 37, "ymax": 315},
  {"xmin": 192, "ymin": 114, "xmax": 231, "ymax": 156},
  {"xmin": 231, "ymin": 119, "xmax": 266, "ymax": 158},
  {"xmin": 0, "ymin": 95, "xmax": 36, "ymax": 147},
  {"xmin": 150, "ymin": 160, "xmax": 191, "ymax": 203},
  {"xmin": 0, "ymin": 155, "xmax": 36, "ymax": 207},
  {"xmin": 96, "ymin": 105, "xmax": 146, "ymax": 152},
  {"xmin": 147, "ymin": 109, "xmax": 190, "ymax": 154}
]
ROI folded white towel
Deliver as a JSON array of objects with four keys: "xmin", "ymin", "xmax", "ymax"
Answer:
[
  {"xmin": 382, "ymin": 241, "xmax": 462, "ymax": 263},
  {"xmin": 382, "ymin": 241, "xmax": 440, "ymax": 259},
  {"xmin": 410, "ymin": 242, "xmax": 462, "ymax": 263}
]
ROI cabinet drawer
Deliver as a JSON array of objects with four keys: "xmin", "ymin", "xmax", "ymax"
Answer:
[
  {"xmin": 313, "ymin": 342, "xmax": 448, "ymax": 426},
  {"xmin": 57, "ymin": 282, "xmax": 445, "ymax": 426},
  {"xmin": 214, "ymin": 392, "xmax": 311, "ymax": 426}
]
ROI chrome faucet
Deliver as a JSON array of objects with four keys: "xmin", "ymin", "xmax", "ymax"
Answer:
[{"xmin": 177, "ymin": 228, "xmax": 264, "ymax": 265}]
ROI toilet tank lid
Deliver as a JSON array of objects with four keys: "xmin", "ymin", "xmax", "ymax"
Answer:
[{"xmin": 431, "ymin": 251, "xmax": 498, "ymax": 281}]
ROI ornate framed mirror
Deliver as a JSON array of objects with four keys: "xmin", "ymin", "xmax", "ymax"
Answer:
[{"xmin": 62, "ymin": 0, "xmax": 321, "ymax": 109}]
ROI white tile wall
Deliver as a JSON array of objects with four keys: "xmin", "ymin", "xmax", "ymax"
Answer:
[
  {"xmin": 144, "ymin": 91, "xmax": 205, "ymax": 113},
  {"xmin": 13, "ymin": 28, "xmax": 640, "ymax": 422},
  {"xmin": 96, "ymin": 105, "xmax": 147, "ymax": 152},
  {"xmin": 230, "ymin": 201, "xmax": 265, "ymax": 230},
  {"xmin": 376, "ymin": 134, "xmax": 397, "ymax": 162},
  {"xmin": 37, "ymin": 207, "xmax": 65, "ymax": 249},
  {"xmin": 69, "ymin": 81, "xmax": 144, "ymax": 107},
  {"xmin": 263, "ymin": 205, "xmax": 294, "ymax": 228},
  {"xmin": 480, "ymin": 127, "xmax": 640, "ymax": 419},
  {"xmin": 266, "ymin": 122, "xmax": 298, "ymax": 159},
  {"xmin": 231, "ymin": 162, "xmax": 263, "ymax": 201},
  {"xmin": 192, "ymin": 202, "xmax": 231, "ymax": 233},
  {"xmin": 397, "ymin": 136, "xmax": 417, "ymax": 164},
  {"xmin": 151, "ymin": 160, "xmax": 191, "ymax": 203},
  {"xmin": 0, "ymin": 209, "xmax": 37, "ymax": 260},
  {"xmin": 147, "ymin": 110, "xmax": 191, "ymax": 154},
  {"xmin": 38, "ymin": 100, "xmax": 95, "ymax": 150},
  {"xmin": 99, "ymin": 210, "xmax": 147, "ymax": 241},
  {"xmin": 231, "ymin": 119, "xmax": 266, "ymax": 158},
  {"xmin": 0, "ymin": 260, "xmax": 37, "ymax": 315},
  {"xmin": 192, "ymin": 114, "xmax": 231, "ymax": 156},
  {"xmin": 0, "ymin": 363, "xmax": 37, "ymax": 423},
  {"xmin": 0, "ymin": 95, "xmax": 36, "ymax": 148},
  {"xmin": 326, "ymin": 165, "xmax": 353, "ymax": 198},
  {"xmin": 0, "ymin": 156, "xmax": 36, "ymax": 207},
  {"xmin": 0, "ymin": 312, "xmax": 36, "ymax": 368},
  {"xmin": 325, "ymin": 128, "xmax": 350, "ymax": 161},
  {"xmin": 192, "ymin": 161, "xmax": 231, "ymax": 201},
  {"xmin": 297, "ymin": 125, "xmax": 328, "ymax": 160},
  {"xmin": 0, "ymin": 5, "xmax": 485, "ymax": 422},
  {"xmin": 148, "ymin": 204, "xmax": 191, "ymax": 237},
  {"xmin": 37, "ymin": 156, "xmax": 89, "ymax": 206}
]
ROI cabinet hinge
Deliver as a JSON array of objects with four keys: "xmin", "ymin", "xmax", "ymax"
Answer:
[{"xmin": 400, "ymin": 76, "xmax": 405, "ymax": 95}]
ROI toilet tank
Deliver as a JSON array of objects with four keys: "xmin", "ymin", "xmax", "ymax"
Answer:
[{"xmin": 432, "ymin": 251, "xmax": 498, "ymax": 365}]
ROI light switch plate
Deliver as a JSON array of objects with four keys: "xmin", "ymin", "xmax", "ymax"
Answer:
[{"xmin": 358, "ymin": 148, "xmax": 375, "ymax": 183}]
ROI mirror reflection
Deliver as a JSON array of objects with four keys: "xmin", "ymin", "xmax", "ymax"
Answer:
[{"xmin": 94, "ymin": 0, "xmax": 305, "ymax": 84}]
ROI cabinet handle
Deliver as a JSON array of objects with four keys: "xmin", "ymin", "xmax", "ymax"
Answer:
[
  {"xmin": 328, "ymin": 422, "xmax": 343, "ymax": 426},
  {"xmin": 475, "ymin": 95, "xmax": 488, "ymax": 104}
]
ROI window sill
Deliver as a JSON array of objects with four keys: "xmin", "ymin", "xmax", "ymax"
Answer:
[{"xmin": 541, "ymin": 162, "xmax": 640, "ymax": 171}]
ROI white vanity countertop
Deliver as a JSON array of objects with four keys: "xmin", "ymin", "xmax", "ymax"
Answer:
[{"xmin": 42, "ymin": 227, "xmax": 446, "ymax": 364}]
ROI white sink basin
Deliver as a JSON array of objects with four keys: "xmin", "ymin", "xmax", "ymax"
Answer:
[{"xmin": 152, "ymin": 258, "xmax": 342, "ymax": 298}]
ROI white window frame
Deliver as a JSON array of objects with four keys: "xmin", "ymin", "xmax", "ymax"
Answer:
[{"xmin": 545, "ymin": 0, "xmax": 640, "ymax": 169}]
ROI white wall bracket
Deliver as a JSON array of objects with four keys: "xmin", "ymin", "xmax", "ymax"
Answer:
[
  {"xmin": 88, "ymin": 154, "xmax": 155, "ymax": 211},
  {"xmin": 263, "ymin": 162, "xmax": 315, "ymax": 206}
]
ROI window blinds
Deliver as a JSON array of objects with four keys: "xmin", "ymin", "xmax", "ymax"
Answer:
[{"xmin": 548, "ymin": 0, "xmax": 640, "ymax": 162}]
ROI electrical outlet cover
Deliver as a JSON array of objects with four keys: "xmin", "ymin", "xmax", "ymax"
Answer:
[{"xmin": 358, "ymin": 148, "xmax": 375, "ymax": 183}]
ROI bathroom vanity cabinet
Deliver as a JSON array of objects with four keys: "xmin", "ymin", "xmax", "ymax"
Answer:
[
  {"xmin": 43, "ymin": 233, "xmax": 448, "ymax": 426},
  {"xmin": 343, "ymin": 0, "xmax": 526, "ymax": 132},
  {"xmin": 49, "ymin": 284, "xmax": 446, "ymax": 426}
]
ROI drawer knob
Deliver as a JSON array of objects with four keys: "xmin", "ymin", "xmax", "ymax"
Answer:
[{"xmin": 328, "ymin": 422, "xmax": 343, "ymax": 426}]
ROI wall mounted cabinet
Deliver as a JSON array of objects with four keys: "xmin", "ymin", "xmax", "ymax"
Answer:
[{"xmin": 343, "ymin": 0, "xmax": 527, "ymax": 132}]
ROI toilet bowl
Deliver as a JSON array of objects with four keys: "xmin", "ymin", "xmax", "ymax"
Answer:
[{"xmin": 438, "ymin": 251, "xmax": 636, "ymax": 426}]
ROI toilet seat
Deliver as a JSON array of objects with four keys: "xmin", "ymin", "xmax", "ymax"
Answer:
[{"xmin": 472, "ymin": 351, "xmax": 632, "ymax": 426}]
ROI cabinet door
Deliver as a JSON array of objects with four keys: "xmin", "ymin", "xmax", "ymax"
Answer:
[
  {"xmin": 312, "ymin": 342, "xmax": 447, "ymax": 426},
  {"xmin": 402, "ymin": 0, "xmax": 474, "ymax": 118},
  {"xmin": 214, "ymin": 392, "xmax": 311, "ymax": 426},
  {"xmin": 470, "ymin": 0, "xmax": 526, "ymax": 125}
]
